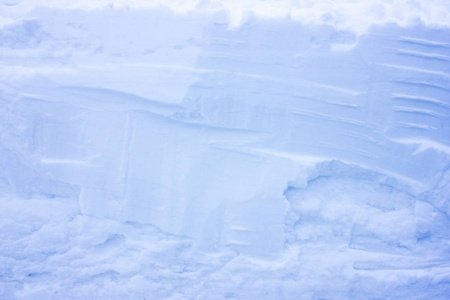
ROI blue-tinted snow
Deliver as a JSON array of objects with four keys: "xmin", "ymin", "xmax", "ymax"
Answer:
[{"xmin": 1, "ymin": 3, "xmax": 450, "ymax": 299}]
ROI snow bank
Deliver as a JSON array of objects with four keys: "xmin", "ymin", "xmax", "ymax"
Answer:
[{"xmin": 1, "ymin": 1, "xmax": 450, "ymax": 299}]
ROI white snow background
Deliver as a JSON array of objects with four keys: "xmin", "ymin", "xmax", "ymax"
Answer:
[{"xmin": 1, "ymin": 0, "xmax": 450, "ymax": 299}]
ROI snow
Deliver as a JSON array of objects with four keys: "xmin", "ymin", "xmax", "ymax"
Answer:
[{"xmin": 1, "ymin": 1, "xmax": 450, "ymax": 299}]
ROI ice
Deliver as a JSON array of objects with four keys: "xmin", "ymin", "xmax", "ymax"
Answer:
[{"xmin": 1, "ymin": 1, "xmax": 450, "ymax": 299}]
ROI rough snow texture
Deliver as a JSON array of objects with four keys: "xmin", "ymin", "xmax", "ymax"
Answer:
[{"xmin": 1, "ymin": 2, "xmax": 450, "ymax": 299}]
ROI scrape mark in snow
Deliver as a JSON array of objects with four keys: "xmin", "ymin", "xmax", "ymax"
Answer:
[
  {"xmin": 227, "ymin": 240, "xmax": 250, "ymax": 246},
  {"xmin": 353, "ymin": 260, "xmax": 450, "ymax": 270},
  {"xmin": 292, "ymin": 110, "xmax": 366, "ymax": 128},
  {"xmin": 377, "ymin": 63, "xmax": 450, "ymax": 77},
  {"xmin": 393, "ymin": 106, "xmax": 446, "ymax": 118},
  {"xmin": 395, "ymin": 48, "xmax": 450, "ymax": 62},
  {"xmin": 392, "ymin": 138, "xmax": 450, "ymax": 155},
  {"xmin": 391, "ymin": 94, "xmax": 450, "ymax": 108},
  {"xmin": 391, "ymin": 80, "xmax": 450, "ymax": 93},
  {"xmin": 40, "ymin": 158, "xmax": 96, "ymax": 166},
  {"xmin": 305, "ymin": 81, "xmax": 365, "ymax": 96},
  {"xmin": 391, "ymin": 121, "xmax": 439, "ymax": 131},
  {"xmin": 231, "ymin": 226, "xmax": 249, "ymax": 232},
  {"xmin": 399, "ymin": 36, "xmax": 450, "ymax": 48}
]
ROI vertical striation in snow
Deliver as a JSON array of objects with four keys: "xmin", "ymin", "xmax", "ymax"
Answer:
[{"xmin": 0, "ymin": 2, "xmax": 450, "ymax": 299}]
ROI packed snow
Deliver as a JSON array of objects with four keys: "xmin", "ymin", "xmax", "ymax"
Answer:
[{"xmin": 1, "ymin": 0, "xmax": 450, "ymax": 299}]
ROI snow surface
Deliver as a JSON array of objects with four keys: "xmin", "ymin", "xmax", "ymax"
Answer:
[{"xmin": 1, "ymin": 1, "xmax": 450, "ymax": 299}]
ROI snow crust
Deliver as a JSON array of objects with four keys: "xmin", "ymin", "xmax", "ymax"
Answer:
[
  {"xmin": 1, "ymin": 1, "xmax": 450, "ymax": 299},
  {"xmin": 3, "ymin": 0, "xmax": 450, "ymax": 33}
]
